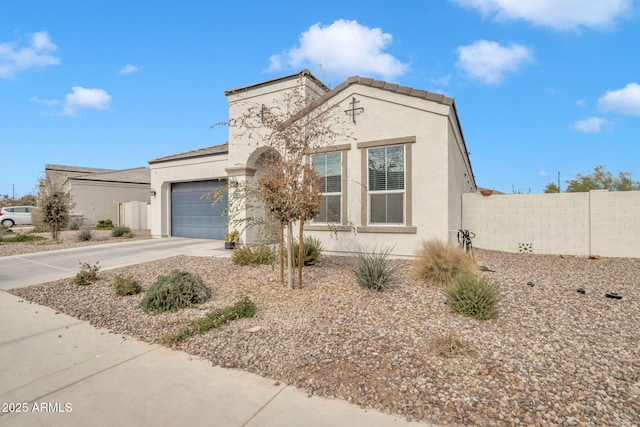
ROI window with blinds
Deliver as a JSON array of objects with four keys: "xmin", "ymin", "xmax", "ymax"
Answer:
[
  {"xmin": 312, "ymin": 151, "xmax": 342, "ymax": 223},
  {"xmin": 367, "ymin": 145, "xmax": 405, "ymax": 224}
]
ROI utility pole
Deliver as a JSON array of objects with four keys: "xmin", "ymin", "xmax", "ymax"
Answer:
[
  {"xmin": 11, "ymin": 184, "xmax": 14, "ymax": 199},
  {"xmin": 557, "ymin": 172, "xmax": 560, "ymax": 192}
]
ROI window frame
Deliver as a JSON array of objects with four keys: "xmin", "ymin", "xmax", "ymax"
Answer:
[
  {"xmin": 305, "ymin": 144, "xmax": 351, "ymax": 232},
  {"xmin": 311, "ymin": 150, "xmax": 343, "ymax": 224},
  {"xmin": 357, "ymin": 136, "xmax": 417, "ymax": 234}
]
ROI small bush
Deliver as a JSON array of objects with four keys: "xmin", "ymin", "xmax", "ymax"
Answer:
[
  {"xmin": 232, "ymin": 245, "xmax": 274, "ymax": 266},
  {"xmin": 114, "ymin": 275, "xmax": 142, "ymax": 296},
  {"xmin": 140, "ymin": 270, "xmax": 211, "ymax": 314},
  {"xmin": 412, "ymin": 239, "xmax": 477, "ymax": 287},
  {"xmin": 225, "ymin": 230, "xmax": 239, "ymax": 242},
  {"xmin": 3, "ymin": 233, "xmax": 46, "ymax": 243},
  {"xmin": 444, "ymin": 273, "xmax": 503, "ymax": 320},
  {"xmin": 95, "ymin": 219, "xmax": 114, "ymax": 230},
  {"xmin": 68, "ymin": 218, "xmax": 82, "ymax": 230},
  {"xmin": 112, "ymin": 226, "xmax": 131, "ymax": 237},
  {"xmin": 350, "ymin": 246, "xmax": 396, "ymax": 291},
  {"xmin": 291, "ymin": 236, "xmax": 323, "ymax": 266},
  {"xmin": 428, "ymin": 332, "xmax": 473, "ymax": 358},
  {"xmin": 73, "ymin": 262, "xmax": 100, "ymax": 286},
  {"xmin": 164, "ymin": 297, "xmax": 256, "ymax": 344},
  {"xmin": 78, "ymin": 228, "xmax": 93, "ymax": 241}
]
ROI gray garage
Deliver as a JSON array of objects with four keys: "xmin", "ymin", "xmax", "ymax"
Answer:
[{"xmin": 171, "ymin": 180, "xmax": 227, "ymax": 239}]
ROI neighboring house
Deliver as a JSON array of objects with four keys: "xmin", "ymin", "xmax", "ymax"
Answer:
[
  {"xmin": 45, "ymin": 164, "xmax": 151, "ymax": 227},
  {"xmin": 148, "ymin": 70, "xmax": 476, "ymax": 256}
]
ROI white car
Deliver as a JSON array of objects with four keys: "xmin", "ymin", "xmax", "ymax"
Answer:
[{"xmin": 0, "ymin": 206, "xmax": 36, "ymax": 227}]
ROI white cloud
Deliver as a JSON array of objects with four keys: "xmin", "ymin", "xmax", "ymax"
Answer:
[
  {"xmin": 452, "ymin": 0, "xmax": 633, "ymax": 30},
  {"xmin": 597, "ymin": 83, "xmax": 640, "ymax": 116},
  {"xmin": 0, "ymin": 31, "xmax": 60, "ymax": 79},
  {"xmin": 538, "ymin": 170, "xmax": 550, "ymax": 178},
  {"xmin": 575, "ymin": 99, "xmax": 586, "ymax": 107},
  {"xmin": 61, "ymin": 87, "xmax": 112, "ymax": 117},
  {"xmin": 30, "ymin": 96, "xmax": 59, "ymax": 106},
  {"xmin": 456, "ymin": 40, "xmax": 533, "ymax": 84},
  {"xmin": 573, "ymin": 116, "xmax": 607, "ymax": 133},
  {"xmin": 268, "ymin": 19, "xmax": 409, "ymax": 81},
  {"xmin": 119, "ymin": 64, "xmax": 139, "ymax": 74}
]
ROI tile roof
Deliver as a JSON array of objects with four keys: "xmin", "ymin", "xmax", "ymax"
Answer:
[
  {"xmin": 224, "ymin": 69, "xmax": 329, "ymax": 96},
  {"xmin": 327, "ymin": 75, "xmax": 454, "ymax": 106},
  {"xmin": 148, "ymin": 143, "xmax": 229, "ymax": 164},
  {"xmin": 45, "ymin": 164, "xmax": 150, "ymax": 184}
]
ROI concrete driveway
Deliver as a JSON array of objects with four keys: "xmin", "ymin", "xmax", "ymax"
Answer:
[{"xmin": 0, "ymin": 238, "xmax": 228, "ymax": 290}]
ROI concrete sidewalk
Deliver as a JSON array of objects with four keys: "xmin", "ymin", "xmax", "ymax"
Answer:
[{"xmin": 0, "ymin": 241, "xmax": 432, "ymax": 427}]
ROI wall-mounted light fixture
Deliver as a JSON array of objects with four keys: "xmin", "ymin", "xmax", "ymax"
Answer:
[{"xmin": 150, "ymin": 189, "xmax": 156, "ymax": 197}]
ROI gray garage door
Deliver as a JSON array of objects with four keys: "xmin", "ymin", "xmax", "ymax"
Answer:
[{"xmin": 171, "ymin": 180, "xmax": 227, "ymax": 239}]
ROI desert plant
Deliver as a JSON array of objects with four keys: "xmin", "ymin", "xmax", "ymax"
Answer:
[
  {"xmin": 114, "ymin": 275, "xmax": 142, "ymax": 296},
  {"xmin": 225, "ymin": 229, "xmax": 240, "ymax": 242},
  {"xmin": 163, "ymin": 297, "xmax": 256, "ymax": 344},
  {"xmin": 78, "ymin": 227, "xmax": 93, "ymax": 241},
  {"xmin": 232, "ymin": 245, "xmax": 274, "ymax": 266},
  {"xmin": 73, "ymin": 261, "xmax": 100, "ymax": 286},
  {"xmin": 139, "ymin": 270, "xmax": 211, "ymax": 314},
  {"xmin": 428, "ymin": 332, "xmax": 473, "ymax": 358},
  {"xmin": 291, "ymin": 235, "xmax": 323, "ymax": 266},
  {"xmin": 444, "ymin": 273, "xmax": 503, "ymax": 320},
  {"xmin": 350, "ymin": 246, "xmax": 397, "ymax": 291},
  {"xmin": 412, "ymin": 239, "xmax": 477, "ymax": 287},
  {"xmin": 2, "ymin": 233, "xmax": 46, "ymax": 243},
  {"xmin": 95, "ymin": 219, "xmax": 114, "ymax": 230},
  {"xmin": 111, "ymin": 226, "xmax": 131, "ymax": 237}
]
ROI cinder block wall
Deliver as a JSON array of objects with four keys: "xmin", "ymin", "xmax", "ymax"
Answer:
[{"xmin": 461, "ymin": 190, "xmax": 640, "ymax": 258}]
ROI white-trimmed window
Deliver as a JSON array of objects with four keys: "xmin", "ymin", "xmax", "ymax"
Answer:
[
  {"xmin": 312, "ymin": 151, "xmax": 342, "ymax": 223},
  {"xmin": 367, "ymin": 145, "xmax": 405, "ymax": 224}
]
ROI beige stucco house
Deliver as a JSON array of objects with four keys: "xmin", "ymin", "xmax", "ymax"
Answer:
[
  {"xmin": 148, "ymin": 70, "xmax": 476, "ymax": 256},
  {"xmin": 45, "ymin": 164, "xmax": 151, "ymax": 227}
]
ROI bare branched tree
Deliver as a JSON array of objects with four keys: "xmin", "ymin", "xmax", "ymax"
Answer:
[
  {"xmin": 223, "ymin": 75, "xmax": 349, "ymax": 289},
  {"xmin": 35, "ymin": 172, "xmax": 74, "ymax": 240}
]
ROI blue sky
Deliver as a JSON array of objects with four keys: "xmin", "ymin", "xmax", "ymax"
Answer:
[{"xmin": 2, "ymin": 0, "xmax": 639, "ymax": 197}]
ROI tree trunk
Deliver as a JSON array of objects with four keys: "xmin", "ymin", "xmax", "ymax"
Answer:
[
  {"xmin": 297, "ymin": 219, "xmax": 304, "ymax": 289},
  {"xmin": 279, "ymin": 223, "xmax": 284, "ymax": 286},
  {"xmin": 286, "ymin": 221, "xmax": 293, "ymax": 290}
]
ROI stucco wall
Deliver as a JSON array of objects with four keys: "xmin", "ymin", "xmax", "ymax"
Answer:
[
  {"xmin": 70, "ymin": 181, "xmax": 150, "ymax": 226},
  {"xmin": 461, "ymin": 190, "xmax": 640, "ymax": 258},
  {"xmin": 302, "ymin": 85, "xmax": 468, "ymax": 257}
]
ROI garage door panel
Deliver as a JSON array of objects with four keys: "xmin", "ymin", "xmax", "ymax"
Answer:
[{"xmin": 171, "ymin": 180, "xmax": 227, "ymax": 239}]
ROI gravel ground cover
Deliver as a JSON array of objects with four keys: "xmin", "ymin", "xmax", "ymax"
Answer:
[
  {"xmin": 6, "ymin": 236, "xmax": 640, "ymax": 426},
  {"xmin": 0, "ymin": 229, "xmax": 151, "ymax": 257}
]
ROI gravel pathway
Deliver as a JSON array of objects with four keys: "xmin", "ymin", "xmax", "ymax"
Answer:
[{"xmin": 6, "ymin": 234, "xmax": 639, "ymax": 426}]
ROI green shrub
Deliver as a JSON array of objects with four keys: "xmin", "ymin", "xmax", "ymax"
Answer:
[
  {"xmin": 232, "ymin": 245, "xmax": 274, "ymax": 266},
  {"xmin": 78, "ymin": 228, "xmax": 93, "ymax": 241},
  {"xmin": 140, "ymin": 270, "xmax": 211, "ymax": 314},
  {"xmin": 95, "ymin": 219, "xmax": 114, "ymax": 230},
  {"xmin": 73, "ymin": 262, "xmax": 100, "ymax": 286},
  {"xmin": 112, "ymin": 226, "xmax": 131, "ymax": 237},
  {"xmin": 114, "ymin": 275, "xmax": 142, "ymax": 296},
  {"xmin": 444, "ymin": 273, "xmax": 503, "ymax": 320},
  {"xmin": 164, "ymin": 297, "xmax": 256, "ymax": 344},
  {"xmin": 225, "ymin": 229, "xmax": 239, "ymax": 242},
  {"xmin": 350, "ymin": 246, "xmax": 396, "ymax": 291},
  {"xmin": 412, "ymin": 239, "xmax": 477, "ymax": 287},
  {"xmin": 291, "ymin": 236, "xmax": 323, "ymax": 266},
  {"xmin": 3, "ymin": 233, "xmax": 46, "ymax": 243}
]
